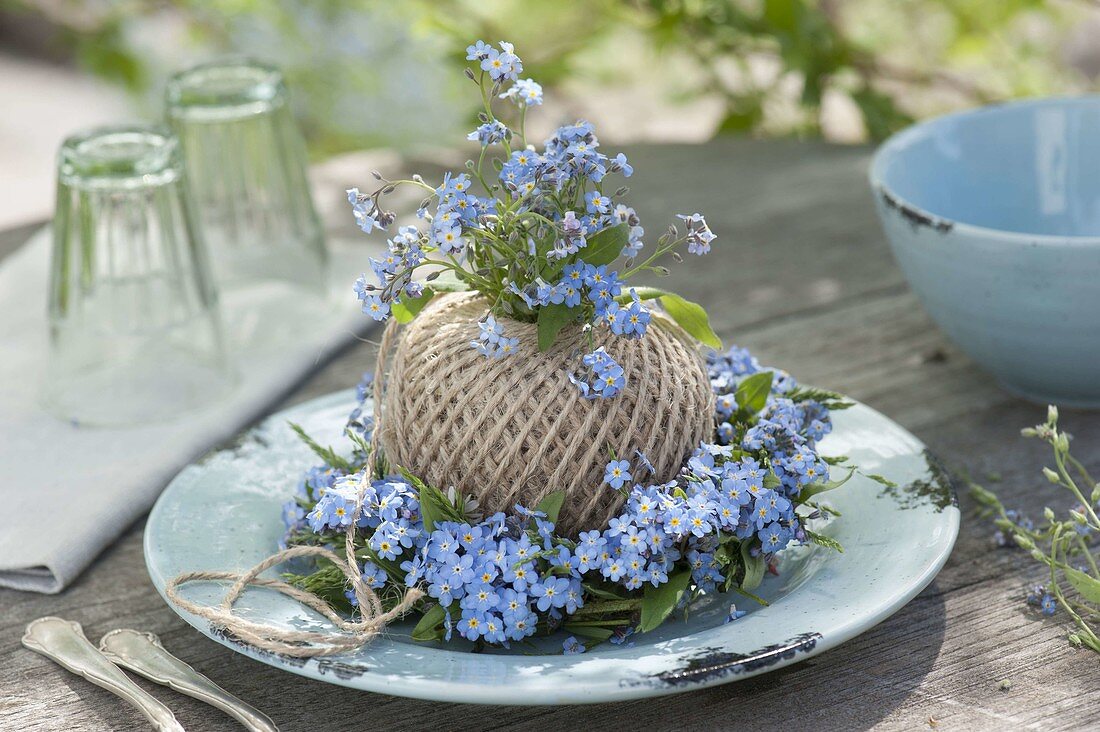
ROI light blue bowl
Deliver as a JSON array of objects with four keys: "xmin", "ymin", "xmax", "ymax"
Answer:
[{"xmin": 870, "ymin": 97, "xmax": 1100, "ymax": 407}]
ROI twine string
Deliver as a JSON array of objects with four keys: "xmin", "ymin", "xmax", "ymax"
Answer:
[
  {"xmin": 369, "ymin": 318, "xmax": 399, "ymax": 460},
  {"xmin": 166, "ymin": 332, "xmax": 420, "ymax": 658}
]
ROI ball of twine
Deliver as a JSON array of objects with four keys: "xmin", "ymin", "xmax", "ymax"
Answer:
[{"xmin": 376, "ymin": 292, "xmax": 715, "ymax": 535}]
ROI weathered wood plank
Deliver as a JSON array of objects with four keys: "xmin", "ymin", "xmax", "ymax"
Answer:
[{"xmin": 4, "ymin": 141, "xmax": 1100, "ymax": 731}]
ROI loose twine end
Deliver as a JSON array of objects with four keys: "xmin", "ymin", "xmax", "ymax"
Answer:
[{"xmin": 165, "ymin": 430, "xmax": 422, "ymax": 658}]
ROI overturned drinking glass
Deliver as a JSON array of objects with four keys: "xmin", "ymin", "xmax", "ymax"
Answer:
[
  {"xmin": 166, "ymin": 59, "xmax": 329, "ymax": 343},
  {"xmin": 45, "ymin": 124, "xmax": 236, "ymax": 426}
]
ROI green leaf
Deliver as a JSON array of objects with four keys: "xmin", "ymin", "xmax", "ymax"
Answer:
[
  {"xmin": 417, "ymin": 492, "xmax": 442, "ymax": 535},
  {"xmin": 390, "ymin": 272, "xmax": 470, "ymax": 324},
  {"xmin": 563, "ymin": 624, "xmax": 614, "ymax": 640},
  {"xmin": 411, "ymin": 603, "xmax": 448, "ymax": 642},
  {"xmin": 863, "ymin": 473, "xmax": 897, "ymax": 488},
  {"xmin": 639, "ymin": 569, "xmax": 692, "ymax": 633},
  {"xmin": 537, "ymin": 302, "xmax": 578, "ymax": 351},
  {"xmin": 570, "ymin": 598, "xmax": 638, "ymax": 617},
  {"xmin": 735, "ymin": 371, "xmax": 774, "ymax": 414},
  {"xmin": 535, "ymin": 490, "xmax": 566, "ymax": 525},
  {"xmin": 406, "ymin": 470, "xmax": 462, "ymax": 532},
  {"xmin": 804, "ymin": 528, "xmax": 844, "ymax": 553},
  {"xmin": 1065, "ymin": 567, "xmax": 1100, "ymax": 603},
  {"xmin": 656, "ymin": 293, "xmax": 722, "ymax": 350},
  {"xmin": 391, "ymin": 289, "xmax": 436, "ymax": 324},
  {"xmin": 739, "ymin": 540, "xmax": 766, "ymax": 591},
  {"xmin": 582, "ymin": 582, "xmax": 628, "ymax": 600},
  {"xmin": 580, "ymin": 223, "xmax": 629, "ymax": 267},
  {"xmin": 617, "ymin": 286, "xmax": 667, "ymax": 303},
  {"xmin": 288, "ymin": 422, "xmax": 353, "ymax": 472},
  {"xmin": 612, "ymin": 287, "xmax": 721, "ymax": 350},
  {"xmin": 345, "ymin": 428, "xmax": 372, "ymax": 460},
  {"xmin": 763, "ymin": 470, "xmax": 781, "ymax": 490},
  {"xmin": 804, "ymin": 500, "xmax": 842, "ymax": 518},
  {"xmin": 798, "ymin": 467, "xmax": 855, "ymax": 501},
  {"xmin": 787, "ymin": 385, "xmax": 854, "ymax": 410}
]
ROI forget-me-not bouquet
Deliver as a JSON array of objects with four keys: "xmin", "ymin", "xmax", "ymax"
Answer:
[{"xmin": 279, "ymin": 41, "xmax": 865, "ymax": 651}]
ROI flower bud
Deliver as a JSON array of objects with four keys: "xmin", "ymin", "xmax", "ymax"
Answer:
[
  {"xmin": 1070, "ymin": 510, "xmax": 1087, "ymax": 525},
  {"xmin": 1043, "ymin": 467, "xmax": 1061, "ymax": 483},
  {"xmin": 1044, "ymin": 507, "xmax": 1056, "ymax": 523},
  {"xmin": 1013, "ymin": 536, "xmax": 1034, "ymax": 551},
  {"xmin": 1048, "ymin": 405, "xmax": 1059, "ymax": 423}
]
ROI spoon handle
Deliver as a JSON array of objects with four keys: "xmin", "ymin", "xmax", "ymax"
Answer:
[
  {"xmin": 22, "ymin": 618, "xmax": 184, "ymax": 732},
  {"xmin": 99, "ymin": 629, "xmax": 278, "ymax": 732}
]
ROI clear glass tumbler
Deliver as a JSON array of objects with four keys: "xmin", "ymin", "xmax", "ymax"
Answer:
[
  {"xmin": 166, "ymin": 59, "xmax": 329, "ymax": 343},
  {"xmin": 45, "ymin": 125, "xmax": 236, "ymax": 426}
]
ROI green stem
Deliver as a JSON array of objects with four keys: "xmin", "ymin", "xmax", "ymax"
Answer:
[
  {"xmin": 517, "ymin": 211, "xmax": 560, "ymax": 230},
  {"xmin": 473, "ymin": 145, "xmax": 494, "ymax": 195},
  {"xmin": 1067, "ymin": 453, "xmax": 1098, "ymax": 494},
  {"xmin": 621, "ymin": 236, "xmax": 689, "ymax": 279},
  {"xmin": 732, "ymin": 586, "xmax": 770, "ymax": 606},
  {"xmin": 1055, "ymin": 449, "xmax": 1100, "ymax": 528},
  {"xmin": 1077, "ymin": 534, "xmax": 1100, "ymax": 578},
  {"xmin": 477, "ymin": 72, "xmax": 511, "ymax": 156},
  {"xmin": 479, "ymin": 70, "xmax": 493, "ymax": 119},
  {"xmin": 386, "ymin": 178, "xmax": 437, "ymax": 194},
  {"xmin": 1048, "ymin": 527, "xmax": 1100, "ymax": 648}
]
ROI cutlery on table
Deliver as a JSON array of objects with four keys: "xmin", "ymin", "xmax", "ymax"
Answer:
[
  {"xmin": 22, "ymin": 617, "xmax": 184, "ymax": 732},
  {"xmin": 100, "ymin": 628, "xmax": 279, "ymax": 732}
]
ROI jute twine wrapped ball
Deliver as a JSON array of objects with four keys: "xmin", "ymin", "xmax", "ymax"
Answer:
[{"xmin": 376, "ymin": 292, "xmax": 715, "ymax": 535}]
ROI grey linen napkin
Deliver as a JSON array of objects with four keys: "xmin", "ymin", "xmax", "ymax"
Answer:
[{"xmin": 0, "ymin": 229, "xmax": 377, "ymax": 593}]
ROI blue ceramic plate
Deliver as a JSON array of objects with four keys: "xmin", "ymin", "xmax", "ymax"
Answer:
[{"xmin": 145, "ymin": 391, "xmax": 959, "ymax": 704}]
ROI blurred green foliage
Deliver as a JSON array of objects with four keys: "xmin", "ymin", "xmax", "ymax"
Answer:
[
  {"xmin": 422, "ymin": 0, "xmax": 1092, "ymax": 141},
  {"xmin": 3, "ymin": 0, "xmax": 1093, "ymax": 149},
  {"xmin": 638, "ymin": 0, "xmax": 919, "ymax": 138}
]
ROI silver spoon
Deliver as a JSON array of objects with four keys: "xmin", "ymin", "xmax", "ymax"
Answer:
[
  {"xmin": 99, "ymin": 629, "xmax": 278, "ymax": 732},
  {"xmin": 22, "ymin": 617, "xmax": 184, "ymax": 732}
]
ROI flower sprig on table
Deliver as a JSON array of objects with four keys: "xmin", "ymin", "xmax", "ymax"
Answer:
[
  {"xmin": 346, "ymin": 40, "xmax": 721, "ymax": 398},
  {"xmin": 281, "ymin": 345, "xmax": 860, "ymax": 652},
  {"xmin": 971, "ymin": 406, "xmax": 1100, "ymax": 654}
]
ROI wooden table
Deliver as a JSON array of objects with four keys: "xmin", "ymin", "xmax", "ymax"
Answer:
[{"xmin": 4, "ymin": 140, "xmax": 1098, "ymax": 731}]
